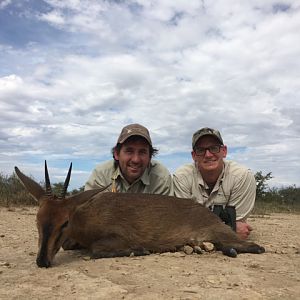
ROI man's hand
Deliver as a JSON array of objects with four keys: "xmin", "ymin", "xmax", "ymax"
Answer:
[{"xmin": 236, "ymin": 221, "xmax": 253, "ymax": 239}]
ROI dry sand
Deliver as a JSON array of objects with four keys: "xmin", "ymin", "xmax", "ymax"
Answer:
[{"xmin": 0, "ymin": 207, "xmax": 299, "ymax": 299}]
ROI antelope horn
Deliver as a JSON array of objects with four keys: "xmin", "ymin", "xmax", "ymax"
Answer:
[
  {"xmin": 59, "ymin": 162, "xmax": 72, "ymax": 199},
  {"xmin": 44, "ymin": 160, "xmax": 52, "ymax": 197}
]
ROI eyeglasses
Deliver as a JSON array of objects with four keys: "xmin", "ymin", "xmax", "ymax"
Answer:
[{"xmin": 194, "ymin": 145, "xmax": 223, "ymax": 156}]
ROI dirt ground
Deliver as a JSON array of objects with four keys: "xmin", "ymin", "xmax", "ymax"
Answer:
[{"xmin": 0, "ymin": 207, "xmax": 299, "ymax": 300}]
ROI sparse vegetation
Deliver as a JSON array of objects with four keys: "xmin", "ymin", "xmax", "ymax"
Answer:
[
  {"xmin": 0, "ymin": 172, "xmax": 84, "ymax": 206},
  {"xmin": 51, "ymin": 182, "xmax": 85, "ymax": 196},
  {"xmin": 253, "ymin": 171, "xmax": 300, "ymax": 214},
  {"xmin": 0, "ymin": 171, "xmax": 299, "ymax": 214},
  {"xmin": 0, "ymin": 172, "xmax": 36, "ymax": 206}
]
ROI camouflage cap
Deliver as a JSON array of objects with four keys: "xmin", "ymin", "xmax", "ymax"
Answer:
[
  {"xmin": 192, "ymin": 127, "xmax": 224, "ymax": 148},
  {"xmin": 117, "ymin": 123, "xmax": 152, "ymax": 145}
]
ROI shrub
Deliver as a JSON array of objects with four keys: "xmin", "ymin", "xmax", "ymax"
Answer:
[
  {"xmin": 0, "ymin": 173, "xmax": 37, "ymax": 206},
  {"xmin": 0, "ymin": 172, "xmax": 84, "ymax": 206},
  {"xmin": 253, "ymin": 171, "xmax": 300, "ymax": 214}
]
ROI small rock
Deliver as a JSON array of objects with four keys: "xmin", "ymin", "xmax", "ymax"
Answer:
[
  {"xmin": 183, "ymin": 245, "xmax": 194, "ymax": 255},
  {"xmin": 193, "ymin": 246, "xmax": 204, "ymax": 254},
  {"xmin": 202, "ymin": 242, "xmax": 214, "ymax": 252},
  {"xmin": 82, "ymin": 256, "xmax": 91, "ymax": 261}
]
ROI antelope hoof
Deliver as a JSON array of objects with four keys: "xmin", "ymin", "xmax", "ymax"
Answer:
[{"xmin": 222, "ymin": 247, "xmax": 238, "ymax": 257}]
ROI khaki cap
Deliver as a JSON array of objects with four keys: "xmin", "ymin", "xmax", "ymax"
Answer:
[
  {"xmin": 192, "ymin": 127, "xmax": 224, "ymax": 148},
  {"xmin": 117, "ymin": 123, "xmax": 152, "ymax": 145}
]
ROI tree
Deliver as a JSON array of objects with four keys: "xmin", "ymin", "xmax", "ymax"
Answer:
[{"xmin": 254, "ymin": 171, "xmax": 273, "ymax": 200}]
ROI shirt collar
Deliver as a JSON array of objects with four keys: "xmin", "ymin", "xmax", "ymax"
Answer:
[{"xmin": 195, "ymin": 162, "xmax": 226, "ymax": 189}]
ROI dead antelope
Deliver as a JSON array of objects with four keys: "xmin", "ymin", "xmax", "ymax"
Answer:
[{"xmin": 15, "ymin": 162, "xmax": 265, "ymax": 268}]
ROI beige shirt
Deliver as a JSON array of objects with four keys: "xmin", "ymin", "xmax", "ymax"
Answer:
[
  {"xmin": 85, "ymin": 160, "xmax": 173, "ymax": 195},
  {"xmin": 173, "ymin": 160, "xmax": 256, "ymax": 220}
]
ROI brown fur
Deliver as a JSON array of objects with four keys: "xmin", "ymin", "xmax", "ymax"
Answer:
[{"xmin": 15, "ymin": 164, "xmax": 265, "ymax": 268}]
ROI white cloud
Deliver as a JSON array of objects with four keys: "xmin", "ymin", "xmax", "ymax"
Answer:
[
  {"xmin": 0, "ymin": 0, "xmax": 299, "ymax": 189},
  {"xmin": 0, "ymin": 0, "xmax": 11, "ymax": 10},
  {"xmin": 38, "ymin": 9, "xmax": 65, "ymax": 25}
]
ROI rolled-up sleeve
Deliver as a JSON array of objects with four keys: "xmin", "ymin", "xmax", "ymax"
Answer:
[
  {"xmin": 84, "ymin": 169, "xmax": 105, "ymax": 191},
  {"xmin": 173, "ymin": 166, "xmax": 193, "ymax": 199},
  {"xmin": 84, "ymin": 161, "xmax": 113, "ymax": 191}
]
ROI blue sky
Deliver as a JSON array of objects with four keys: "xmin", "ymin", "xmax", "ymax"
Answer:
[{"xmin": 1, "ymin": 0, "xmax": 299, "ymax": 190}]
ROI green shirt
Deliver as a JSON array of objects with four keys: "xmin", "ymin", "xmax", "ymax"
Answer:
[
  {"xmin": 173, "ymin": 160, "xmax": 256, "ymax": 220},
  {"xmin": 85, "ymin": 160, "xmax": 173, "ymax": 195}
]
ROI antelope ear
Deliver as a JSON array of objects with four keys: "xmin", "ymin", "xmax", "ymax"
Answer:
[{"xmin": 14, "ymin": 167, "xmax": 45, "ymax": 202}]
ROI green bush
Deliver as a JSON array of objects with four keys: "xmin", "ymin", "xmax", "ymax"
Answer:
[{"xmin": 253, "ymin": 171, "xmax": 300, "ymax": 214}]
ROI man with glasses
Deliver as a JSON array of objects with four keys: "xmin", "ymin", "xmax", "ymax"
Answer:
[{"xmin": 173, "ymin": 127, "xmax": 256, "ymax": 239}]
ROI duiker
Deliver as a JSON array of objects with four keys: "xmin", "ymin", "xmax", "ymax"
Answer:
[{"xmin": 15, "ymin": 162, "xmax": 265, "ymax": 268}]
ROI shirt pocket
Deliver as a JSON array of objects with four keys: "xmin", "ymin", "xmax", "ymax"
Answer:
[{"xmin": 212, "ymin": 191, "xmax": 230, "ymax": 205}]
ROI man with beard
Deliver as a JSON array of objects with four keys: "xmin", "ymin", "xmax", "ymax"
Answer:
[
  {"xmin": 173, "ymin": 127, "xmax": 256, "ymax": 239},
  {"xmin": 85, "ymin": 123, "xmax": 173, "ymax": 195}
]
